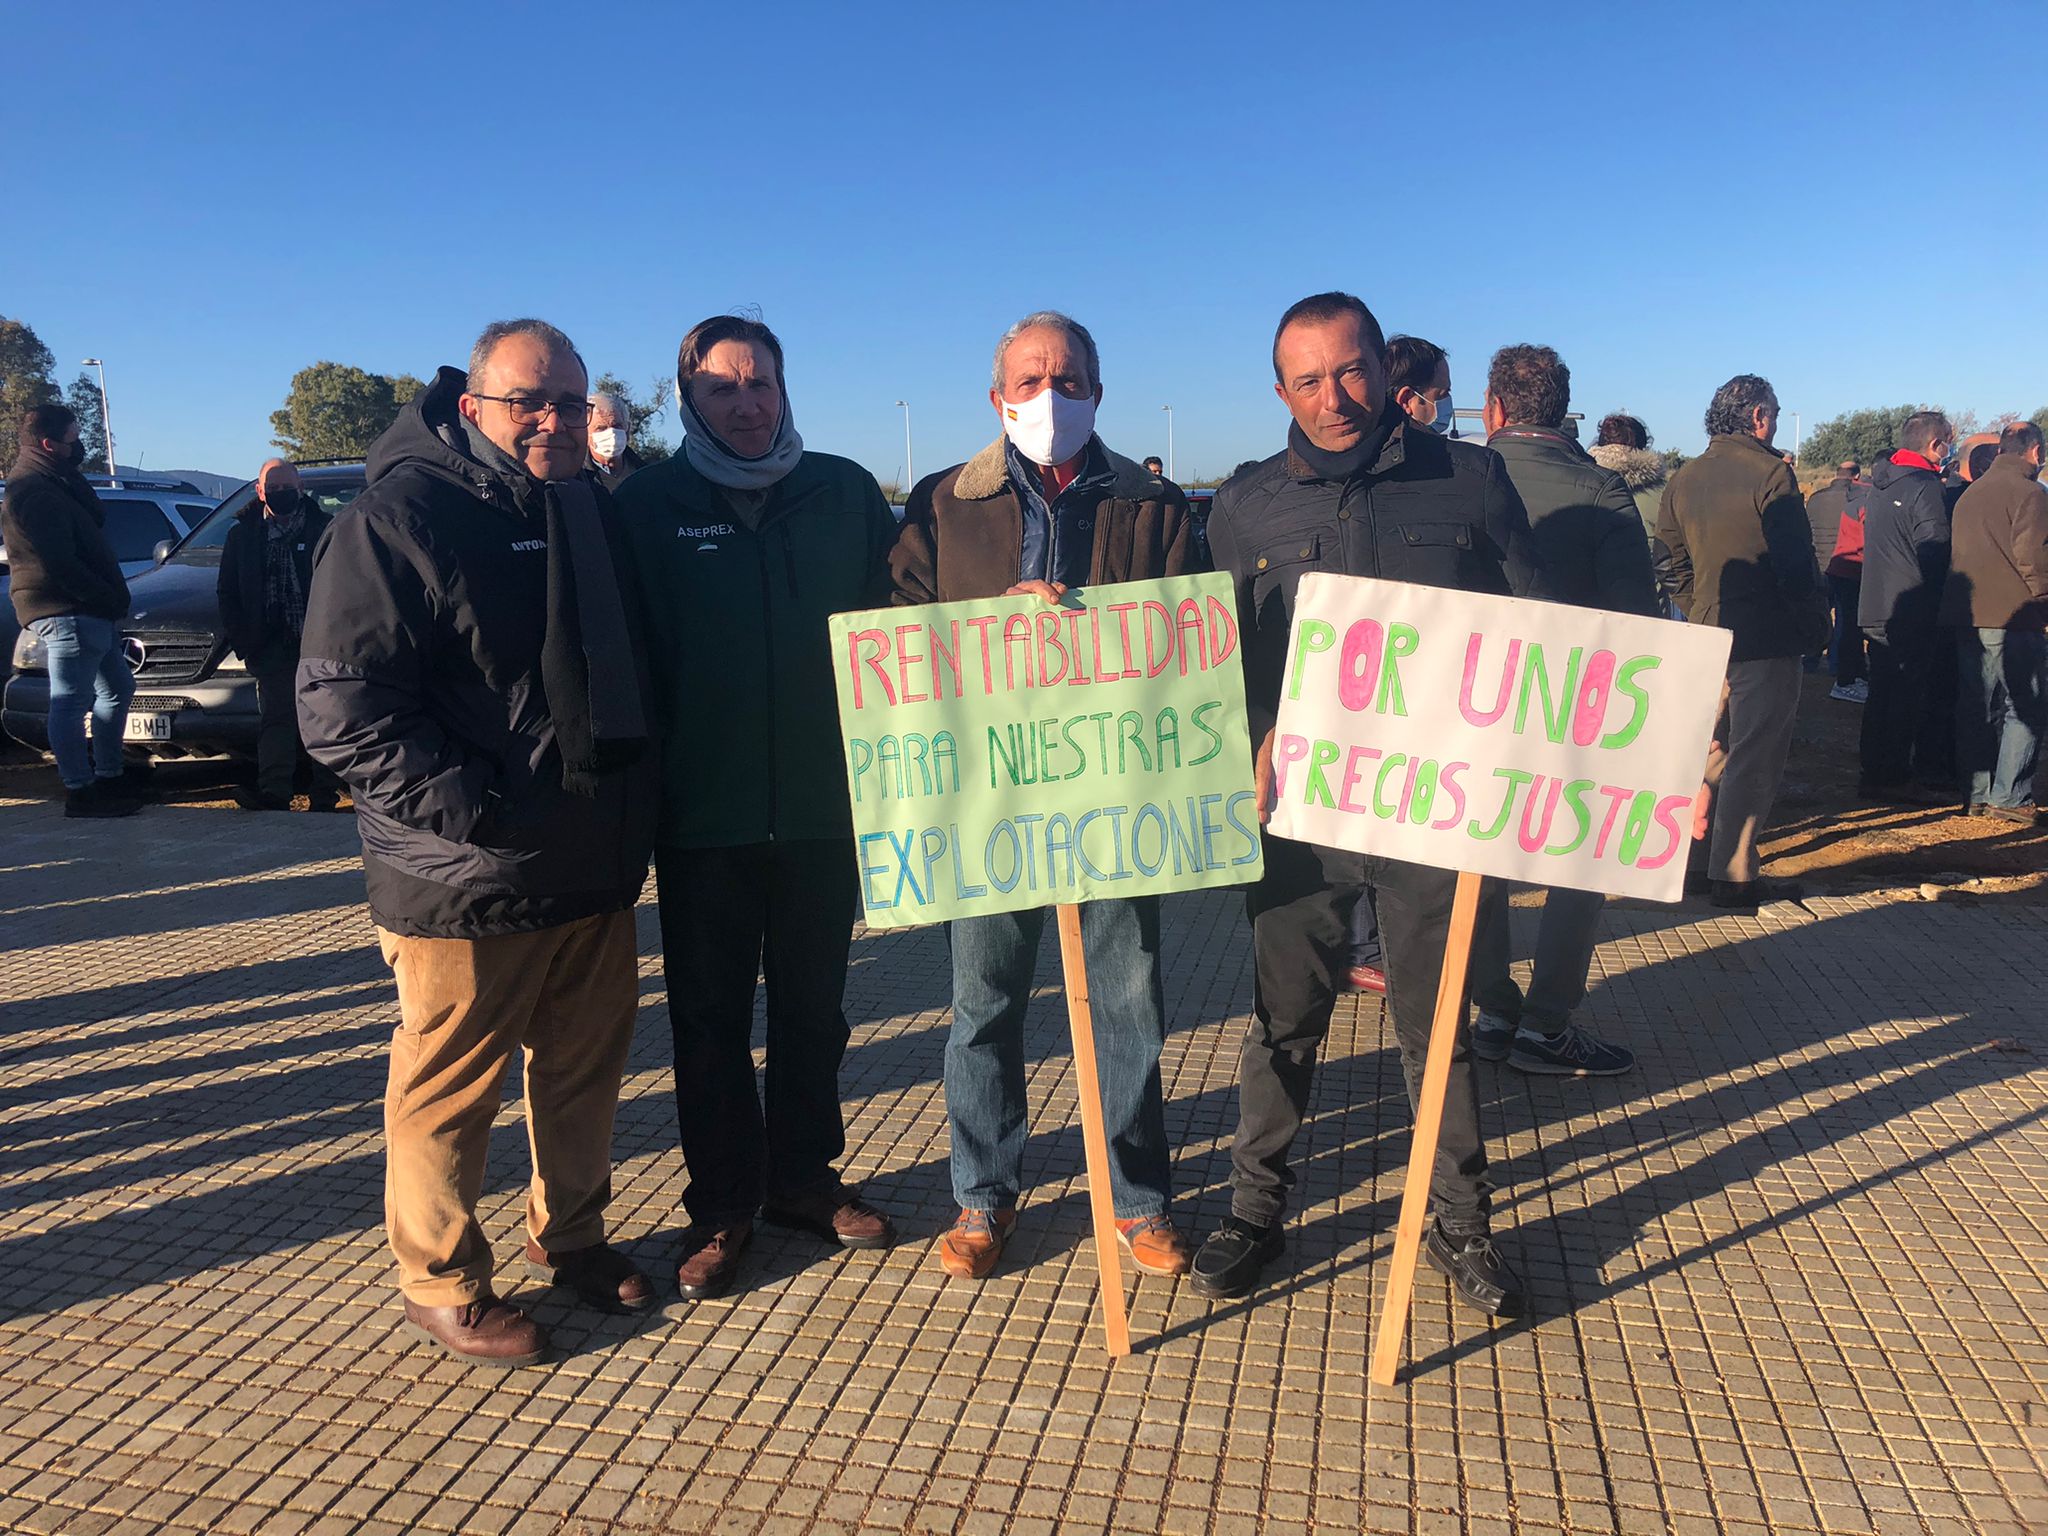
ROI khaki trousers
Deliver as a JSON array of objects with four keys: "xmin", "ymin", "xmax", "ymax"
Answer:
[
  {"xmin": 378, "ymin": 910, "xmax": 640, "ymax": 1305},
  {"xmin": 1703, "ymin": 657, "xmax": 1802, "ymax": 884}
]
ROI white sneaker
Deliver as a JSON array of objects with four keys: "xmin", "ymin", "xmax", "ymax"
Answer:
[{"xmin": 1829, "ymin": 680, "xmax": 1869, "ymax": 703}]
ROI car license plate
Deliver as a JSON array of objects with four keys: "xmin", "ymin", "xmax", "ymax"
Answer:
[{"xmin": 124, "ymin": 713, "xmax": 172, "ymax": 741}]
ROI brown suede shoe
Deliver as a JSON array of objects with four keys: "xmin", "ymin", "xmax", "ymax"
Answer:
[
  {"xmin": 675, "ymin": 1219, "xmax": 752, "ymax": 1300},
  {"xmin": 935, "ymin": 1207, "xmax": 1018, "ymax": 1280},
  {"xmin": 1115, "ymin": 1214, "xmax": 1193, "ymax": 1277},
  {"xmin": 402, "ymin": 1294, "xmax": 546, "ymax": 1367},
  {"xmin": 524, "ymin": 1240, "xmax": 658, "ymax": 1313},
  {"xmin": 761, "ymin": 1182, "xmax": 896, "ymax": 1251}
]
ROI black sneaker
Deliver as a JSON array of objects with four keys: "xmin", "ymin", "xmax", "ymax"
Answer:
[
  {"xmin": 1509, "ymin": 1022, "xmax": 1634, "ymax": 1077},
  {"xmin": 1424, "ymin": 1221, "xmax": 1524, "ymax": 1318},
  {"xmin": 1189, "ymin": 1216, "xmax": 1284, "ymax": 1300},
  {"xmin": 233, "ymin": 787, "xmax": 292, "ymax": 812},
  {"xmin": 1471, "ymin": 1008, "xmax": 1516, "ymax": 1062},
  {"xmin": 1710, "ymin": 876, "xmax": 1805, "ymax": 911},
  {"xmin": 64, "ymin": 780, "xmax": 141, "ymax": 819}
]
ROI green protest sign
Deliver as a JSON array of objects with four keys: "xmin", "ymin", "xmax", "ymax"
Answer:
[{"xmin": 828, "ymin": 573, "xmax": 1263, "ymax": 928}]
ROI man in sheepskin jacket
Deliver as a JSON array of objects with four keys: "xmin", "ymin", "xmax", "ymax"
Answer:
[{"xmin": 891, "ymin": 310, "xmax": 1200, "ymax": 1285}]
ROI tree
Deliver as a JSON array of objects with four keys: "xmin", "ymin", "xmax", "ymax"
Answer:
[
  {"xmin": 270, "ymin": 362, "xmax": 418, "ymax": 460},
  {"xmin": 592, "ymin": 372, "xmax": 670, "ymax": 462},
  {"xmin": 1799, "ymin": 405, "xmax": 1925, "ymax": 469},
  {"xmin": 64, "ymin": 373, "xmax": 108, "ymax": 473},
  {"xmin": 2031, "ymin": 406, "xmax": 2048, "ymax": 438},
  {"xmin": 0, "ymin": 316, "xmax": 58, "ymax": 439}
]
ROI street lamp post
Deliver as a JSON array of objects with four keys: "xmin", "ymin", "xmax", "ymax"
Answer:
[
  {"xmin": 1161, "ymin": 404, "xmax": 1174, "ymax": 480},
  {"xmin": 81, "ymin": 358, "xmax": 116, "ymax": 485},
  {"xmin": 894, "ymin": 400, "xmax": 912, "ymax": 496},
  {"xmin": 1791, "ymin": 412, "xmax": 1801, "ymax": 462}
]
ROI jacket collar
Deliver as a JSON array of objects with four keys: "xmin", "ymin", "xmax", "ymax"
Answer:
[
  {"xmin": 1982, "ymin": 452, "xmax": 2039, "ymax": 484},
  {"xmin": 1285, "ymin": 406, "xmax": 1411, "ymax": 483},
  {"xmin": 955, "ymin": 433, "xmax": 1165, "ymax": 502},
  {"xmin": 1488, "ymin": 424, "xmax": 1592, "ymax": 460}
]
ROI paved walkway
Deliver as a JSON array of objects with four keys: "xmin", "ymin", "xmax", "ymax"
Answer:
[{"xmin": 2, "ymin": 784, "xmax": 2045, "ymax": 1535}]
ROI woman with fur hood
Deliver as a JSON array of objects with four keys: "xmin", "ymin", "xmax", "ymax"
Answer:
[{"xmin": 1590, "ymin": 412, "xmax": 1675, "ymax": 609}]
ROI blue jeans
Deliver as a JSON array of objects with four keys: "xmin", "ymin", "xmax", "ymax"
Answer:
[
  {"xmin": 944, "ymin": 897, "xmax": 1171, "ymax": 1218},
  {"xmin": 30, "ymin": 615, "xmax": 135, "ymax": 789},
  {"xmin": 1958, "ymin": 628, "xmax": 2045, "ymax": 811}
]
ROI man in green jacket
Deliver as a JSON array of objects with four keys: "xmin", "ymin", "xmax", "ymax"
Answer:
[
  {"xmin": 616, "ymin": 315, "xmax": 901, "ymax": 1301},
  {"xmin": 1469, "ymin": 345, "xmax": 1658, "ymax": 1077},
  {"xmin": 1658, "ymin": 374, "xmax": 1823, "ymax": 910}
]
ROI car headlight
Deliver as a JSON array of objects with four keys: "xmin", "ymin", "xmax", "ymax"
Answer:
[{"xmin": 11, "ymin": 627, "xmax": 45, "ymax": 673}]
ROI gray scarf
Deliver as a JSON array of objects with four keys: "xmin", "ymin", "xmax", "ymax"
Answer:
[{"xmin": 676, "ymin": 373, "xmax": 805, "ymax": 490}]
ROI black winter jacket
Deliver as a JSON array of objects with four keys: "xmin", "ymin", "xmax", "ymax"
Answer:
[
  {"xmin": 1, "ymin": 453, "xmax": 129, "ymax": 625},
  {"xmin": 296, "ymin": 368, "xmax": 657, "ymax": 938},
  {"xmin": 1856, "ymin": 455, "xmax": 1951, "ymax": 634},
  {"xmin": 1484, "ymin": 427, "xmax": 1660, "ymax": 617},
  {"xmin": 218, "ymin": 501, "xmax": 333, "ymax": 661},
  {"xmin": 1207, "ymin": 408, "xmax": 1536, "ymax": 739}
]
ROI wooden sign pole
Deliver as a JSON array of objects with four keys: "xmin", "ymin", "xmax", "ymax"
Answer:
[
  {"xmin": 1054, "ymin": 904, "xmax": 1132, "ymax": 1359},
  {"xmin": 1369, "ymin": 868, "xmax": 1484, "ymax": 1388}
]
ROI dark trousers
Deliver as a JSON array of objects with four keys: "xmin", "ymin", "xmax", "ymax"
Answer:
[
  {"xmin": 1231, "ymin": 834, "xmax": 1488, "ymax": 1230},
  {"xmin": 1828, "ymin": 575, "xmax": 1865, "ymax": 684},
  {"xmin": 1470, "ymin": 879, "xmax": 1606, "ymax": 1035},
  {"xmin": 653, "ymin": 839, "xmax": 857, "ymax": 1225},
  {"xmin": 1861, "ymin": 623, "xmax": 1950, "ymax": 788},
  {"xmin": 253, "ymin": 645, "xmax": 312, "ymax": 799}
]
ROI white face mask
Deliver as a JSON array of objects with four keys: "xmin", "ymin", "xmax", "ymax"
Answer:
[
  {"xmin": 1001, "ymin": 388, "xmax": 1097, "ymax": 467},
  {"xmin": 590, "ymin": 427, "xmax": 627, "ymax": 460}
]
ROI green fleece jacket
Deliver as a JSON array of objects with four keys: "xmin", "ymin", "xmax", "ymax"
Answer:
[{"xmin": 616, "ymin": 449, "xmax": 898, "ymax": 848}]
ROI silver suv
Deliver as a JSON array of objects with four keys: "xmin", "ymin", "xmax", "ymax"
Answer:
[{"xmin": 0, "ymin": 477, "xmax": 220, "ymax": 702}]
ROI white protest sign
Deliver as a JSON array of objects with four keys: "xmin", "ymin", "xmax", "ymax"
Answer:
[{"xmin": 1266, "ymin": 574, "xmax": 1732, "ymax": 903}]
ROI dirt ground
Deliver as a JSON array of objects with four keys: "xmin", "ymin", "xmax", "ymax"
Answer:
[{"xmin": 1760, "ymin": 669, "xmax": 2046, "ymax": 898}]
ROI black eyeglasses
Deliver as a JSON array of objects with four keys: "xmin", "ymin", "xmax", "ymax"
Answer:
[{"xmin": 469, "ymin": 393, "xmax": 593, "ymax": 425}]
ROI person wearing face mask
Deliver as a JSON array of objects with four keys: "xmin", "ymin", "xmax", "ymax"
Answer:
[
  {"xmin": 297, "ymin": 318, "xmax": 661, "ymax": 1366},
  {"xmin": 585, "ymin": 389, "xmax": 646, "ymax": 493},
  {"xmin": 1853, "ymin": 410, "xmax": 1960, "ymax": 804},
  {"xmin": 1199, "ymin": 292, "xmax": 1537, "ymax": 1316},
  {"xmin": 615, "ymin": 314, "xmax": 901, "ymax": 1303},
  {"xmin": 1385, "ymin": 334, "xmax": 1457, "ymax": 438},
  {"xmin": 890, "ymin": 310, "xmax": 1199, "ymax": 1283},
  {"xmin": 2, "ymin": 402, "xmax": 141, "ymax": 818},
  {"xmin": 218, "ymin": 459, "xmax": 338, "ymax": 810}
]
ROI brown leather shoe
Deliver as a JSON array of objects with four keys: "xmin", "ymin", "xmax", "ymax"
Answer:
[
  {"xmin": 402, "ymin": 1294, "xmax": 546, "ymax": 1367},
  {"xmin": 1115, "ymin": 1213, "xmax": 1193, "ymax": 1277},
  {"xmin": 762, "ymin": 1181, "xmax": 895, "ymax": 1251},
  {"xmin": 675, "ymin": 1219, "xmax": 752, "ymax": 1299},
  {"xmin": 935, "ymin": 1207, "xmax": 1017, "ymax": 1280},
  {"xmin": 524, "ymin": 1240, "xmax": 658, "ymax": 1313}
]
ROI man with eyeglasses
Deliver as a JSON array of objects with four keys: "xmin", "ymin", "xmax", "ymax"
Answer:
[{"xmin": 298, "ymin": 318, "xmax": 660, "ymax": 1367}]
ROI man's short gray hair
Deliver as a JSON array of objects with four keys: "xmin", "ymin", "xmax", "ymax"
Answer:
[
  {"xmin": 587, "ymin": 388, "xmax": 632, "ymax": 426},
  {"xmin": 992, "ymin": 310, "xmax": 1100, "ymax": 393},
  {"xmin": 466, "ymin": 318, "xmax": 586, "ymax": 393}
]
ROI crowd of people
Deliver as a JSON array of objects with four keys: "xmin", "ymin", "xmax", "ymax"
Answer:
[{"xmin": 4, "ymin": 292, "xmax": 2043, "ymax": 1371}]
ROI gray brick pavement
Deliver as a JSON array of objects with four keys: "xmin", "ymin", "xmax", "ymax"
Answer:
[{"xmin": 2, "ymin": 785, "xmax": 2045, "ymax": 1534}]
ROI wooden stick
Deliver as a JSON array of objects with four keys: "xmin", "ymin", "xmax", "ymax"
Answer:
[
  {"xmin": 1054, "ymin": 903, "xmax": 1132, "ymax": 1359},
  {"xmin": 1369, "ymin": 868, "xmax": 1484, "ymax": 1388}
]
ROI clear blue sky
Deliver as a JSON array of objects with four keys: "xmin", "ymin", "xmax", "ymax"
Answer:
[{"xmin": 4, "ymin": 1, "xmax": 2041, "ymax": 486}]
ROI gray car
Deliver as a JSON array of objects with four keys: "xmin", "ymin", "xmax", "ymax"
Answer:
[{"xmin": 4, "ymin": 465, "xmax": 363, "ymax": 760}]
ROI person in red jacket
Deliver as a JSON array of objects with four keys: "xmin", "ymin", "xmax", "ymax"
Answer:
[{"xmin": 1822, "ymin": 460, "xmax": 1868, "ymax": 702}]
